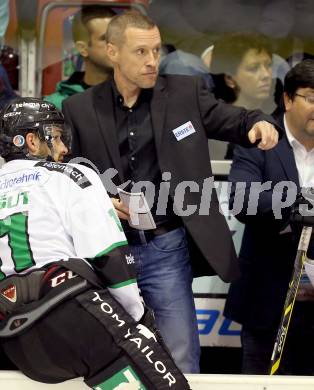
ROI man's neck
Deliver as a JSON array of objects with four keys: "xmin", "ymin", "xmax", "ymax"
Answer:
[
  {"xmin": 114, "ymin": 72, "xmax": 141, "ymax": 108},
  {"xmin": 285, "ymin": 114, "xmax": 314, "ymax": 152},
  {"xmin": 84, "ymin": 62, "xmax": 111, "ymax": 86}
]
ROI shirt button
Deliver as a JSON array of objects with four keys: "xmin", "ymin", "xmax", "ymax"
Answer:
[
  {"xmin": 131, "ymin": 156, "xmax": 135, "ymax": 161},
  {"xmin": 129, "ymin": 109, "xmax": 133, "ymax": 112},
  {"xmin": 130, "ymin": 131, "xmax": 134, "ymax": 136}
]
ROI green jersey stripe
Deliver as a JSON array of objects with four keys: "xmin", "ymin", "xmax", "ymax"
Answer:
[
  {"xmin": 94, "ymin": 240, "xmax": 128, "ymax": 259},
  {"xmin": 109, "ymin": 278, "xmax": 137, "ymax": 289}
]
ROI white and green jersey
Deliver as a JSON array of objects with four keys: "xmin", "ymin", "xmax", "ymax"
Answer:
[{"xmin": 0, "ymin": 159, "xmax": 143, "ymax": 320}]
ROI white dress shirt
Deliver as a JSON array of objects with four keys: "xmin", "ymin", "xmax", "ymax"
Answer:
[
  {"xmin": 284, "ymin": 115, "xmax": 314, "ymax": 297},
  {"xmin": 284, "ymin": 115, "xmax": 314, "ymax": 188}
]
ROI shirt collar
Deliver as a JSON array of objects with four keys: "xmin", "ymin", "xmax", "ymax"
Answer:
[
  {"xmin": 284, "ymin": 114, "xmax": 303, "ymax": 150},
  {"xmin": 284, "ymin": 114, "xmax": 314, "ymax": 154},
  {"xmin": 111, "ymin": 80, "xmax": 152, "ymax": 109}
]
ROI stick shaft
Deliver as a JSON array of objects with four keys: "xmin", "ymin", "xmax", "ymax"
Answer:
[{"xmin": 269, "ymin": 225, "xmax": 312, "ymax": 375}]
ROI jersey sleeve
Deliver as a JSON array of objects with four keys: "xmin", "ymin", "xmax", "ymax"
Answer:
[
  {"xmin": 68, "ymin": 165, "xmax": 127, "ymax": 258},
  {"xmin": 67, "ymin": 165, "xmax": 144, "ymax": 321}
]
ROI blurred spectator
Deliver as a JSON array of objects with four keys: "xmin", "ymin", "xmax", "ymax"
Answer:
[
  {"xmin": 286, "ymin": 51, "xmax": 314, "ymax": 68},
  {"xmin": 0, "ymin": 63, "xmax": 16, "ymax": 109},
  {"xmin": 0, "ymin": 46, "xmax": 19, "ymax": 92},
  {"xmin": 272, "ymin": 53, "xmax": 291, "ymax": 83},
  {"xmin": 0, "ymin": 0, "xmax": 17, "ymax": 105},
  {"xmin": 45, "ymin": 5, "xmax": 115, "ymax": 109},
  {"xmin": 211, "ymin": 32, "xmax": 274, "ymax": 111},
  {"xmin": 210, "ymin": 32, "xmax": 275, "ymax": 159},
  {"xmin": 159, "ymin": 44, "xmax": 215, "ymax": 90},
  {"xmin": 0, "ymin": 0, "xmax": 9, "ymax": 45},
  {"xmin": 201, "ymin": 44, "xmax": 214, "ymax": 69}
]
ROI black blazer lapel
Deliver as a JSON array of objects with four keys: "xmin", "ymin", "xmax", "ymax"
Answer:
[
  {"xmin": 92, "ymin": 83, "xmax": 124, "ymax": 182},
  {"xmin": 275, "ymin": 135, "xmax": 300, "ymax": 188},
  {"xmin": 151, "ymin": 77, "xmax": 168, "ymax": 153},
  {"xmin": 273, "ymin": 113, "xmax": 300, "ymax": 188}
]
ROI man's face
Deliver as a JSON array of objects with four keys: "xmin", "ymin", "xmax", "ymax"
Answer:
[
  {"xmin": 284, "ymin": 88, "xmax": 314, "ymax": 139},
  {"xmin": 86, "ymin": 17, "xmax": 112, "ymax": 70},
  {"xmin": 26, "ymin": 126, "xmax": 68, "ymax": 161},
  {"xmin": 36, "ymin": 126, "xmax": 69, "ymax": 162},
  {"xmin": 110, "ymin": 26, "xmax": 161, "ymax": 89},
  {"xmin": 50, "ymin": 126, "xmax": 69, "ymax": 162}
]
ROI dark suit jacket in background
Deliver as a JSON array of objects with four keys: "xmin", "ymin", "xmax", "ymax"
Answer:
[
  {"xmin": 224, "ymin": 113, "xmax": 300, "ymax": 330},
  {"xmin": 62, "ymin": 74, "xmax": 280, "ymax": 281}
]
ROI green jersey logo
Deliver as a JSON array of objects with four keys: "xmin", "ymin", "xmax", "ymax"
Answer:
[
  {"xmin": 94, "ymin": 366, "xmax": 146, "ymax": 390},
  {"xmin": 0, "ymin": 191, "xmax": 29, "ymax": 210}
]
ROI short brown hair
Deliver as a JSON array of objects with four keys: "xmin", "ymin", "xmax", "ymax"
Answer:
[
  {"xmin": 105, "ymin": 10, "xmax": 156, "ymax": 46},
  {"xmin": 72, "ymin": 5, "xmax": 116, "ymax": 42}
]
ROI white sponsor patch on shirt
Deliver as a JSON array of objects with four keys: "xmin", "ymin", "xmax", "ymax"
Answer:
[{"xmin": 172, "ymin": 121, "xmax": 196, "ymax": 141}]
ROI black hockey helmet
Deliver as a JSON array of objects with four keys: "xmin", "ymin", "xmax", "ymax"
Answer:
[{"xmin": 0, "ymin": 97, "xmax": 71, "ymax": 159}]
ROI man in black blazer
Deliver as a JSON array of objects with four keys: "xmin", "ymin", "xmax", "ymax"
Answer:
[
  {"xmin": 224, "ymin": 59, "xmax": 314, "ymax": 375},
  {"xmin": 62, "ymin": 10, "xmax": 280, "ymax": 373}
]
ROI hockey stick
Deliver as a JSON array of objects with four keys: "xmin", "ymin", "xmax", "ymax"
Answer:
[{"xmin": 269, "ymin": 225, "xmax": 312, "ymax": 375}]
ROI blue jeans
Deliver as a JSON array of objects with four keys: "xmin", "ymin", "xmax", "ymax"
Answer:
[{"xmin": 129, "ymin": 227, "xmax": 200, "ymax": 373}]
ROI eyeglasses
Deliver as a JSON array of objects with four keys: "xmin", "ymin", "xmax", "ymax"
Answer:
[{"xmin": 295, "ymin": 93, "xmax": 314, "ymax": 104}]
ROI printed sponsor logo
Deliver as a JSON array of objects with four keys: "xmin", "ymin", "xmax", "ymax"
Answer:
[
  {"xmin": 11, "ymin": 317, "xmax": 27, "ymax": 330},
  {"xmin": 0, "ymin": 190, "xmax": 29, "ymax": 210},
  {"xmin": 172, "ymin": 121, "xmax": 196, "ymax": 141},
  {"xmin": 35, "ymin": 161, "xmax": 91, "ymax": 189},
  {"xmin": 95, "ymin": 366, "xmax": 146, "ymax": 390},
  {"xmin": 125, "ymin": 254, "xmax": 135, "ymax": 265},
  {"xmin": 1, "ymin": 284, "xmax": 17, "ymax": 303},
  {"xmin": 3, "ymin": 111, "xmax": 21, "ymax": 118},
  {"xmin": 0, "ymin": 171, "xmax": 42, "ymax": 190},
  {"xmin": 49, "ymin": 270, "xmax": 77, "ymax": 288},
  {"xmin": 92, "ymin": 292, "xmax": 177, "ymax": 387},
  {"xmin": 195, "ymin": 297, "xmax": 241, "ymax": 348},
  {"xmin": 12, "ymin": 135, "xmax": 25, "ymax": 147},
  {"xmin": 137, "ymin": 324, "xmax": 157, "ymax": 342},
  {"xmin": 277, "ymin": 325, "xmax": 287, "ymax": 353},
  {"xmin": 13, "ymin": 102, "xmax": 50, "ymax": 108}
]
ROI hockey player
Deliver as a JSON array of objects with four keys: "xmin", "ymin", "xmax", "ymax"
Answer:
[{"xmin": 0, "ymin": 98, "xmax": 190, "ymax": 389}]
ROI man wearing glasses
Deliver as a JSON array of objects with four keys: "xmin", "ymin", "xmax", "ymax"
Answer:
[{"xmin": 224, "ymin": 59, "xmax": 314, "ymax": 375}]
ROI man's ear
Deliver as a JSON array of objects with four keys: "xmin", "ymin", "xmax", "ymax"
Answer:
[
  {"xmin": 75, "ymin": 40, "xmax": 88, "ymax": 58},
  {"xmin": 25, "ymin": 132, "xmax": 38, "ymax": 154},
  {"xmin": 224, "ymin": 74, "xmax": 237, "ymax": 89},
  {"xmin": 106, "ymin": 42, "xmax": 118, "ymax": 64},
  {"xmin": 283, "ymin": 92, "xmax": 292, "ymax": 111}
]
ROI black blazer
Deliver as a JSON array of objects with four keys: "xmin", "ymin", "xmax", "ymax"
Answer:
[
  {"xmin": 62, "ymin": 74, "xmax": 279, "ymax": 281},
  {"xmin": 224, "ymin": 113, "xmax": 301, "ymax": 329}
]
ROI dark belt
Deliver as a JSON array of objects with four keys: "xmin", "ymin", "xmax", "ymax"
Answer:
[{"xmin": 125, "ymin": 219, "xmax": 183, "ymax": 245}]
